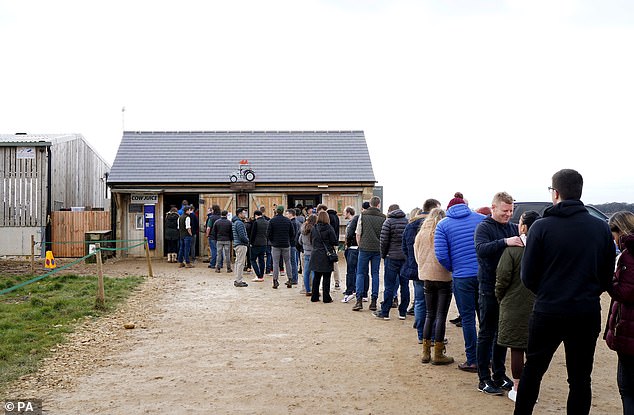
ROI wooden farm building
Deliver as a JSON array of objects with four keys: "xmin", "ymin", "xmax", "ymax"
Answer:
[
  {"xmin": 107, "ymin": 131, "xmax": 378, "ymax": 258},
  {"xmin": 0, "ymin": 134, "xmax": 111, "ymax": 256}
]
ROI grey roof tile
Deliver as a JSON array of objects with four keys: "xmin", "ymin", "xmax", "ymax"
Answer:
[{"xmin": 108, "ymin": 131, "xmax": 376, "ymax": 184}]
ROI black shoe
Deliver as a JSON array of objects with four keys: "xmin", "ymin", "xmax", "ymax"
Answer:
[
  {"xmin": 478, "ymin": 380, "xmax": 503, "ymax": 396},
  {"xmin": 273, "ymin": 280, "xmax": 279, "ymax": 289},
  {"xmin": 493, "ymin": 375, "xmax": 514, "ymax": 391},
  {"xmin": 372, "ymin": 310, "xmax": 390, "ymax": 320},
  {"xmin": 391, "ymin": 298, "xmax": 398, "ymax": 309},
  {"xmin": 450, "ymin": 316, "xmax": 462, "ymax": 325},
  {"xmin": 285, "ymin": 281, "xmax": 292, "ymax": 288},
  {"xmin": 369, "ymin": 298, "xmax": 377, "ymax": 311},
  {"xmin": 234, "ymin": 281, "xmax": 248, "ymax": 287},
  {"xmin": 407, "ymin": 306, "xmax": 415, "ymax": 316}
]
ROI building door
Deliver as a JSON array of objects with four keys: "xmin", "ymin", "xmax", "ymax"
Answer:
[
  {"xmin": 199, "ymin": 194, "xmax": 235, "ymax": 258},
  {"xmin": 163, "ymin": 193, "xmax": 198, "ymax": 257},
  {"xmin": 287, "ymin": 194, "xmax": 322, "ymax": 212}
]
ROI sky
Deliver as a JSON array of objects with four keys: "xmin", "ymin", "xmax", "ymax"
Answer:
[{"xmin": 1, "ymin": 0, "xmax": 633, "ymax": 212}]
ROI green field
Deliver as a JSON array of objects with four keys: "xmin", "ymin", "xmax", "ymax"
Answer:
[{"xmin": 0, "ymin": 273, "xmax": 144, "ymax": 392}]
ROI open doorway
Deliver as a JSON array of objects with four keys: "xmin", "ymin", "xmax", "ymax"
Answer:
[
  {"xmin": 287, "ymin": 194, "xmax": 322, "ymax": 213},
  {"xmin": 163, "ymin": 193, "xmax": 199, "ymax": 257}
]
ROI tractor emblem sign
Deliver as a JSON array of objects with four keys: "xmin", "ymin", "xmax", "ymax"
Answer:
[{"xmin": 230, "ymin": 160, "xmax": 255, "ymax": 182}]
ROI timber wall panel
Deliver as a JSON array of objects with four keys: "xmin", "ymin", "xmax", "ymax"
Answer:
[{"xmin": 51, "ymin": 211, "xmax": 111, "ymax": 257}]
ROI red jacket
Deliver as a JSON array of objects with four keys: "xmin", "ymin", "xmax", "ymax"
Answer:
[{"xmin": 606, "ymin": 234, "xmax": 634, "ymax": 355}]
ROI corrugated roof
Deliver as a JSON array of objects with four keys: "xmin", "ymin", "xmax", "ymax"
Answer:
[{"xmin": 108, "ymin": 131, "xmax": 376, "ymax": 184}]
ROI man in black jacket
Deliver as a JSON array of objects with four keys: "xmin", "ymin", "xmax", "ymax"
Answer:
[
  {"xmin": 250, "ymin": 210, "xmax": 269, "ymax": 282},
  {"xmin": 211, "ymin": 210, "xmax": 233, "ymax": 273},
  {"xmin": 474, "ymin": 192, "xmax": 521, "ymax": 395},
  {"xmin": 266, "ymin": 205, "xmax": 295, "ymax": 289},
  {"xmin": 514, "ymin": 169, "xmax": 615, "ymax": 415},
  {"xmin": 318, "ymin": 204, "xmax": 341, "ymax": 288}
]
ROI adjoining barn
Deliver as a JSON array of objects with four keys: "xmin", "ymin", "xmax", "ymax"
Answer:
[
  {"xmin": 107, "ymin": 131, "xmax": 378, "ymax": 258},
  {"xmin": 0, "ymin": 134, "xmax": 111, "ymax": 256}
]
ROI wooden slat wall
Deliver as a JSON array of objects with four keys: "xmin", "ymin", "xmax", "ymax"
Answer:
[
  {"xmin": 199, "ymin": 194, "xmax": 234, "ymax": 257},
  {"xmin": 51, "ymin": 211, "xmax": 111, "ymax": 257},
  {"xmin": 0, "ymin": 146, "xmax": 48, "ymax": 227},
  {"xmin": 323, "ymin": 193, "xmax": 361, "ymax": 241}
]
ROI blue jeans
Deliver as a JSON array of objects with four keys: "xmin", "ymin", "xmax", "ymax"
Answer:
[
  {"xmin": 477, "ymin": 290, "xmax": 507, "ymax": 382},
  {"xmin": 355, "ymin": 250, "xmax": 381, "ymax": 300},
  {"xmin": 452, "ymin": 276, "xmax": 479, "ymax": 365},
  {"xmin": 413, "ymin": 280, "xmax": 426, "ymax": 341},
  {"xmin": 380, "ymin": 258, "xmax": 409, "ymax": 317},
  {"xmin": 344, "ymin": 248, "xmax": 359, "ymax": 295},
  {"xmin": 290, "ymin": 246, "xmax": 299, "ymax": 284},
  {"xmin": 303, "ymin": 254, "xmax": 313, "ymax": 293},
  {"xmin": 208, "ymin": 238, "xmax": 217, "ymax": 267},
  {"xmin": 251, "ymin": 245, "xmax": 266, "ymax": 278},
  {"xmin": 177, "ymin": 236, "xmax": 192, "ymax": 264}
]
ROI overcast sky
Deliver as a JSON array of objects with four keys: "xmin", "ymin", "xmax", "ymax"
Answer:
[{"xmin": 1, "ymin": 0, "xmax": 632, "ymax": 211}]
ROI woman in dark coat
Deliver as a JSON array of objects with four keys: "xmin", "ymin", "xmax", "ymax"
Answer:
[
  {"xmin": 495, "ymin": 210, "xmax": 540, "ymax": 402},
  {"xmin": 605, "ymin": 211, "xmax": 634, "ymax": 414},
  {"xmin": 310, "ymin": 211, "xmax": 338, "ymax": 303},
  {"xmin": 165, "ymin": 206, "xmax": 180, "ymax": 262}
]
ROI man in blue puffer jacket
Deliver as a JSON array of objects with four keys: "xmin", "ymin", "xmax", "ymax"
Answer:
[{"xmin": 434, "ymin": 194, "xmax": 485, "ymax": 372}]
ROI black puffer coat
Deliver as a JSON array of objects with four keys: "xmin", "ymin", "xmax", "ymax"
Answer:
[
  {"xmin": 310, "ymin": 223, "xmax": 338, "ymax": 273},
  {"xmin": 380, "ymin": 209, "xmax": 408, "ymax": 260}
]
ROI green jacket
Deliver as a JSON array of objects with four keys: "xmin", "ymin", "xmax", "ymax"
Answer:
[{"xmin": 358, "ymin": 207, "xmax": 386, "ymax": 252}]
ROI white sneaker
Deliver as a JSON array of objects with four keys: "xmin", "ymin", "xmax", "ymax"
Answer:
[
  {"xmin": 252, "ymin": 277, "xmax": 264, "ymax": 282},
  {"xmin": 341, "ymin": 294, "xmax": 355, "ymax": 303},
  {"xmin": 362, "ymin": 297, "xmax": 369, "ymax": 302},
  {"xmin": 508, "ymin": 389, "xmax": 517, "ymax": 402}
]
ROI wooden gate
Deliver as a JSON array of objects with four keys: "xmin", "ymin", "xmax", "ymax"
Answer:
[
  {"xmin": 199, "ymin": 194, "xmax": 235, "ymax": 257},
  {"xmin": 51, "ymin": 211, "xmax": 111, "ymax": 257}
]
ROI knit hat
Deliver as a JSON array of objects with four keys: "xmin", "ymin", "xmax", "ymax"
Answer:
[
  {"xmin": 276, "ymin": 205, "xmax": 285, "ymax": 214},
  {"xmin": 447, "ymin": 192, "xmax": 466, "ymax": 209}
]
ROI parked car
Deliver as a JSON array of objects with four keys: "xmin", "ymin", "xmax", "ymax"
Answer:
[{"xmin": 510, "ymin": 202, "xmax": 609, "ymax": 224}]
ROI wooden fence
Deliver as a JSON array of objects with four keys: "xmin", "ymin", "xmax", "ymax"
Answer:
[{"xmin": 51, "ymin": 211, "xmax": 111, "ymax": 257}]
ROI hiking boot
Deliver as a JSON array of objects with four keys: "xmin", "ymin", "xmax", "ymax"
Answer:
[
  {"xmin": 478, "ymin": 380, "xmax": 503, "ymax": 395},
  {"xmin": 431, "ymin": 343, "xmax": 454, "ymax": 366},
  {"xmin": 421, "ymin": 339, "xmax": 432, "ymax": 364},
  {"xmin": 369, "ymin": 298, "xmax": 377, "ymax": 311},
  {"xmin": 493, "ymin": 375, "xmax": 514, "ymax": 391},
  {"xmin": 352, "ymin": 299, "xmax": 363, "ymax": 311},
  {"xmin": 234, "ymin": 281, "xmax": 248, "ymax": 287}
]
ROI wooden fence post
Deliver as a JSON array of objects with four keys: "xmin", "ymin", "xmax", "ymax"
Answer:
[
  {"xmin": 95, "ymin": 243, "xmax": 106, "ymax": 309},
  {"xmin": 144, "ymin": 237, "xmax": 154, "ymax": 278},
  {"xmin": 30, "ymin": 235, "xmax": 35, "ymax": 275}
]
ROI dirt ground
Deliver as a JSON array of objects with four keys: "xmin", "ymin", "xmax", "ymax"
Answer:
[{"xmin": 2, "ymin": 257, "xmax": 623, "ymax": 414}]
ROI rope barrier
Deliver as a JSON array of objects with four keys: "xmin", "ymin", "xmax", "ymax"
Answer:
[
  {"xmin": 1, "ymin": 238, "xmax": 151, "ymax": 296},
  {"xmin": 35, "ymin": 239, "xmax": 146, "ymax": 246}
]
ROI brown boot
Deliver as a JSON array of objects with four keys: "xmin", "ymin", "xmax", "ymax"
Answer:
[
  {"xmin": 421, "ymin": 339, "xmax": 432, "ymax": 364},
  {"xmin": 431, "ymin": 342, "xmax": 454, "ymax": 365},
  {"xmin": 178, "ymin": 262, "xmax": 185, "ymax": 268},
  {"xmin": 352, "ymin": 299, "xmax": 363, "ymax": 311}
]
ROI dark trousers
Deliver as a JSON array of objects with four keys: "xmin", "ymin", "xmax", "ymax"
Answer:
[
  {"xmin": 477, "ymin": 290, "xmax": 507, "ymax": 382},
  {"xmin": 423, "ymin": 280, "xmax": 452, "ymax": 341},
  {"xmin": 311, "ymin": 271, "xmax": 332, "ymax": 303},
  {"xmin": 166, "ymin": 239, "xmax": 178, "ymax": 254},
  {"xmin": 265, "ymin": 245, "xmax": 273, "ymax": 273},
  {"xmin": 514, "ymin": 310, "xmax": 601, "ymax": 415},
  {"xmin": 251, "ymin": 245, "xmax": 266, "ymax": 278},
  {"xmin": 618, "ymin": 353, "xmax": 634, "ymax": 414},
  {"xmin": 344, "ymin": 248, "xmax": 358, "ymax": 296}
]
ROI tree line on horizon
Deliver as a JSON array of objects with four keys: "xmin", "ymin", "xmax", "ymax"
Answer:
[{"xmin": 589, "ymin": 202, "xmax": 634, "ymax": 215}]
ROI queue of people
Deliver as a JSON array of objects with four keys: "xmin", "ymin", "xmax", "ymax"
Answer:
[{"xmin": 165, "ymin": 168, "xmax": 631, "ymax": 414}]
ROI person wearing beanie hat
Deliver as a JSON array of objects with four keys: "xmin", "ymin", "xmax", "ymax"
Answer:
[
  {"xmin": 434, "ymin": 191, "xmax": 485, "ymax": 373},
  {"xmin": 447, "ymin": 192, "xmax": 466, "ymax": 210}
]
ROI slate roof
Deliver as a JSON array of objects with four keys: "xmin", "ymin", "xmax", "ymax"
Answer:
[{"xmin": 107, "ymin": 131, "xmax": 376, "ymax": 185}]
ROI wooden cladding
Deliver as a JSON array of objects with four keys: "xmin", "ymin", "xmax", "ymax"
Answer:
[
  {"xmin": 0, "ymin": 146, "xmax": 48, "ymax": 227},
  {"xmin": 51, "ymin": 211, "xmax": 111, "ymax": 257}
]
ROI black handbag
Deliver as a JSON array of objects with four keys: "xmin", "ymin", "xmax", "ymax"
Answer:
[{"xmin": 320, "ymin": 233, "xmax": 338, "ymax": 263}]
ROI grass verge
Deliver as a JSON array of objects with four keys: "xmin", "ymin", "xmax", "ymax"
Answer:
[{"xmin": 0, "ymin": 273, "xmax": 144, "ymax": 391}]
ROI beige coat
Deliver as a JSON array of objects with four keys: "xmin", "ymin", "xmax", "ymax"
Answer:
[{"xmin": 414, "ymin": 228, "xmax": 451, "ymax": 282}]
